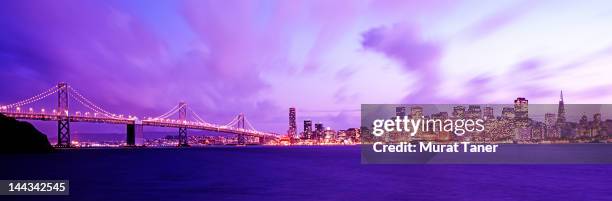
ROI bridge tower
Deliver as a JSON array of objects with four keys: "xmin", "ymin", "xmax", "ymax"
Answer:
[
  {"xmin": 237, "ymin": 113, "xmax": 246, "ymax": 145},
  {"xmin": 126, "ymin": 121, "xmax": 143, "ymax": 147},
  {"xmin": 56, "ymin": 82, "xmax": 71, "ymax": 147},
  {"xmin": 178, "ymin": 102, "xmax": 189, "ymax": 147}
]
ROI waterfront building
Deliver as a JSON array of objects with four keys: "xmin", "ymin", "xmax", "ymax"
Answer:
[
  {"xmin": 452, "ymin": 106, "xmax": 465, "ymax": 118},
  {"xmin": 337, "ymin": 130, "xmax": 347, "ymax": 141},
  {"xmin": 557, "ymin": 91, "xmax": 566, "ymax": 124},
  {"xmin": 396, "ymin": 106, "xmax": 406, "ymax": 117},
  {"xmin": 410, "ymin": 106, "xmax": 423, "ymax": 119},
  {"xmin": 303, "ymin": 120, "xmax": 313, "ymax": 139},
  {"xmin": 346, "ymin": 128, "xmax": 360, "ymax": 142},
  {"xmin": 288, "ymin": 107, "xmax": 297, "ymax": 139},
  {"xmin": 591, "ymin": 113, "xmax": 607, "ymax": 137},
  {"xmin": 323, "ymin": 128, "xmax": 336, "ymax": 143},
  {"xmin": 577, "ymin": 115, "xmax": 590, "ymax": 137},
  {"xmin": 314, "ymin": 122, "xmax": 324, "ymax": 140},
  {"xmin": 514, "ymin": 97, "xmax": 528, "ymax": 120},
  {"xmin": 466, "ymin": 105, "xmax": 482, "ymax": 119}
]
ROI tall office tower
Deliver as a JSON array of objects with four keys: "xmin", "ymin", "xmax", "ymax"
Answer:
[
  {"xmin": 467, "ymin": 105, "xmax": 482, "ymax": 119},
  {"xmin": 578, "ymin": 115, "xmax": 589, "ymax": 137},
  {"xmin": 483, "ymin": 107, "xmax": 494, "ymax": 120},
  {"xmin": 315, "ymin": 123, "xmax": 324, "ymax": 132},
  {"xmin": 314, "ymin": 122, "xmax": 323, "ymax": 139},
  {"xmin": 410, "ymin": 106, "xmax": 423, "ymax": 119},
  {"xmin": 303, "ymin": 120, "xmax": 313, "ymax": 139},
  {"xmin": 452, "ymin": 106, "xmax": 465, "ymax": 118},
  {"xmin": 557, "ymin": 91, "xmax": 566, "ymax": 124},
  {"xmin": 514, "ymin": 97, "xmax": 528, "ymax": 119},
  {"xmin": 396, "ymin": 106, "xmax": 406, "ymax": 117},
  {"xmin": 514, "ymin": 97, "xmax": 529, "ymax": 127},
  {"xmin": 592, "ymin": 113, "xmax": 603, "ymax": 136},
  {"xmin": 288, "ymin": 107, "xmax": 297, "ymax": 138}
]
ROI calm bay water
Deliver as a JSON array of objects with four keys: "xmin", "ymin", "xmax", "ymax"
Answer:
[{"xmin": 1, "ymin": 146, "xmax": 611, "ymax": 201}]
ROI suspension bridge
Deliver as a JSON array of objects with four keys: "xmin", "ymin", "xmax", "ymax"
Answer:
[{"xmin": 0, "ymin": 82, "xmax": 279, "ymax": 147}]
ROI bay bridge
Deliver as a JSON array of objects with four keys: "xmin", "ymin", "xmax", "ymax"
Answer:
[{"xmin": 0, "ymin": 82, "xmax": 279, "ymax": 147}]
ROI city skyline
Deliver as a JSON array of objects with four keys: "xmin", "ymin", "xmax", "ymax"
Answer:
[{"xmin": 363, "ymin": 96, "xmax": 611, "ymax": 143}]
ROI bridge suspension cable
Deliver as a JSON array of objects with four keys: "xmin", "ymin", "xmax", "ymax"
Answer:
[
  {"xmin": 187, "ymin": 107, "xmax": 209, "ymax": 124},
  {"xmin": 243, "ymin": 116, "xmax": 257, "ymax": 131},
  {"xmin": 223, "ymin": 113, "xmax": 257, "ymax": 131},
  {"xmin": 225, "ymin": 114, "xmax": 240, "ymax": 127},
  {"xmin": 154, "ymin": 103, "xmax": 185, "ymax": 119},
  {"xmin": 1, "ymin": 86, "xmax": 58, "ymax": 109},
  {"xmin": 68, "ymin": 86, "xmax": 121, "ymax": 118}
]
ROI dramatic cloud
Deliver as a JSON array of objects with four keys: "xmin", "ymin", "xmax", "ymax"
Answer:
[{"xmin": 361, "ymin": 23, "xmax": 443, "ymax": 103}]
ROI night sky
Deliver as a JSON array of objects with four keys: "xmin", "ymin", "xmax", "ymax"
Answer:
[{"xmin": 2, "ymin": 0, "xmax": 612, "ymax": 134}]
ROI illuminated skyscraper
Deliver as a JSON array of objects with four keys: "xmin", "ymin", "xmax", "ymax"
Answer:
[
  {"xmin": 557, "ymin": 91, "xmax": 566, "ymax": 124},
  {"xmin": 578, "ymin": 115, "xmax": 589, "ymax": 137},
  {"xmin": 303, "ymin": 120, "xmax": 313, "ymax": 139},
  {"xmin": 315, "ymin": 123, "xmax": 324, "ymax": 132},
  {"xmin": 452, "ymin": 106, "xmax": 465, "ymax": 118},
  {"xmin": 514, "ymin": 97, "xmax": 528, "ymax": 119},
  {"xmin": 514, "ymin": 97, "xmax": 528, "ymax": 127},
  {"xmin": 396, "ymin": 106, "xmax": 406, "ymax": 117},
  {"xmin": 314, "ymin": 122, "xmax": 324, "ymax": 140},
  {"xmin": 288, "ymin": 107, "xmax": 297, "ymax": 138},
  {"xmin": 410, "ymin": 106, "xmax": 423, "ymax": 119},
  {"xmin": 323, "ymin": 128, "xmax": 336, "ymax": 142},
  {"xmin": 592, "ymin": 113, "xmax": 604, "ymax": 136},
  {"xmin": 467, "ymin": 105, "xmax": 482, "ymax": 119}
]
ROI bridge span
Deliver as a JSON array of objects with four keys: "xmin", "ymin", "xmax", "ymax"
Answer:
[{"xmin": 1, "ymin": 82, "xmax": 279, "ymax": 147}]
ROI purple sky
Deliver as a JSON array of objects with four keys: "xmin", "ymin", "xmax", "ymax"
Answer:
[{"xmin": 2, "ymin": 0, "xmax": 612, "ymax": 134}]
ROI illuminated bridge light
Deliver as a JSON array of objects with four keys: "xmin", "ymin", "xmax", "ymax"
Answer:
[{"xmin": 1, "ymin": 84, "xmax": 279, "ymax": 142}]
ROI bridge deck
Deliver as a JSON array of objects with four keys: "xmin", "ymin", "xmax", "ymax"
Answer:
[{"xmin": 2, "ymin": 112, "xmax": 277, "ymax": 138}]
